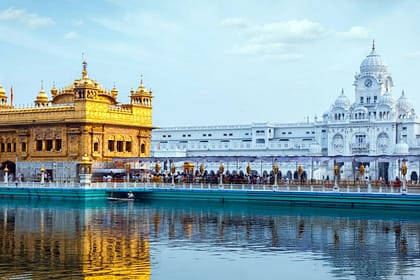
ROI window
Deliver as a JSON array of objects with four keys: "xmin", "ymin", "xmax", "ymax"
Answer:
[
  {"xmin": 117, "ymin": 141, "xmax": 123, "ymax": 152},
  {"xmin": 141, "ymin": 143, "xmax": 146, "ymax": 153},
  {"xmin": 21, "ymin": 142, "xmax": 27, "ymax": 152},
  {"xmin": 108, "ymin": 140, "xmax": 115, "ymax": 151},
  {"xmin": 13, "ymin": 143, "xmax": 16, "ymax": 152},
  {"xmin": 126, "ymin": 141, "xmax": 132, "ymax": 152},
  {"xmin": 46, "ymin": 139, "xmax": 53, "ymax": 151},
  {"xmin": 36, "ymin": 140, "xmax": 43, "ymax": 151},
  {"xmin": 93, "ymin": 142, "xmax": 99, "ymax": 152},
  {"xmin": 7, "ymin": 143, "xmax": 11, "ymax": 152},
  {"xmin": 0, "ymin": 143, "xmax": 4, "ymax": 152},
  {"xmin": 56, "ymin": 139, "xmax": 62, "ymax": 151}
]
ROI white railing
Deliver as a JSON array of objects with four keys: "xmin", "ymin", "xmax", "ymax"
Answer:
[
  {"xmin": 106, "ymin": 182, "xmax": 420, "ymax": 194},
  {"xmin": 2, "ymin": 181, "xmax": 419, "ymax": 194}
]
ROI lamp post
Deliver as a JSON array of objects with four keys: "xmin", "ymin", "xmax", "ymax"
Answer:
[
  {"xmin": 4, "ymin": 165, "xmax": 9, "ymax": 184},
  {"xmin": 298, "ymin": 165, "xmax": 303, "ymax": 183},
  {"xmin": 273, "ymin": 161, "xmax": 279, "ymax": 187},
  {"xmin": 401, "ymin": 160, "xmax": 408, "ymax": 194},
  {"xmin": 170, "ymin": 163, "xmax": 176, "ymax": 186},
  {"xmin": 40, "ymin": 166, "xmax": 46, "ymax": 185},
  {"xmin": 359, "ymin": 164, "xmax": 365, "ymax": 188},
  {"xmin": 219, "ymin": 162, "xmax": 224, "ymax": 186},
  {"xmin": 333, "ymin": 164, "xmax": 339, "ymax": 192}
]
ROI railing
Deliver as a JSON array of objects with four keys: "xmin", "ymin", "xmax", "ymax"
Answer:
[
  {"xmin": 102, "ymin": 181, "xmax": 420, "ymax": 194},
  {"xmin": 3, "ymin": 180, "xmax": 420, "ymax": 194}
]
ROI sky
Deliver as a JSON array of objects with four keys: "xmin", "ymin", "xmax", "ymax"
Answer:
[{"xmin": 1, "ymin": 0, "xmax": 420, "ymax": 127}]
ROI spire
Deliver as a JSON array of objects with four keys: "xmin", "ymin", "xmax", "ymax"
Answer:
[
  {"xmin": 341, "ymin": 88, "xmax": 344, "ymax": 95},
  {"xmin": 82, "ymin": 53, "xmax": 88, "ymax": 78},
  {"xmin": 372, "ymin": 39, "xmax": 375, "ymax": 51},
  {"xmin": 40, "ymin": 80, "xmax": 44, "ymax": 90}
]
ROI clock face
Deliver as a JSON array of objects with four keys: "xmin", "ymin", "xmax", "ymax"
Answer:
[{"xmin": 364, "ymin": 78, "xmax": 372, "ymax": 88}]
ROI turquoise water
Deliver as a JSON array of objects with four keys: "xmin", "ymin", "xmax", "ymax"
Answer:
[{"xmin": 0, "ymin": 199, "xmax": 420, "ymax": 279}]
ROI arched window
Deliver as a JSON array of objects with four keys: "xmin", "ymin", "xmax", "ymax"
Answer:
[{"xmin": 141, "ymin": 143, "xmax": 146, "ymax": 154}]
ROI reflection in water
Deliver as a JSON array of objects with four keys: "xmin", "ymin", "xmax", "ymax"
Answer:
[{"xmin": 0, "ymin": 199, "xmax": 420, "ymax": 279}]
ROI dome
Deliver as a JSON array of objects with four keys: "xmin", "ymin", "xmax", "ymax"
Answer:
[
  {"xmin": 378, "ymin": 90, "xmax": 395, "ymax": 106},
  {"xmin": 359, "ymin": 41, "xmax": 388, "ymax": 75},
  {"xmin": 397, "ymin": 90, "xmax": 413, "ymax": 112},
  {"xmin": 36, "ymin": 87, "xmax": 49, "ymax": 103},
  {"xmin": 0, "ymin": 85, "xmax": 6, "ymax": 97},
  {"xmin": 334, "ymin": 89, "xmax": 350, "ymax": 109}
]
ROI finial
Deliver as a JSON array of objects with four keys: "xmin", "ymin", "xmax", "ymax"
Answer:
[
  {"xmin": 140, "ymin": 74, "xmax": 143, "ymax": 85},
  {"xmin": 41, "ymin": 80, "xmax": 44, "ymax": 90},
  {"xmin": 341, "ymin": 88, "xmax": 344, "ymax": 95},
  {"xmin": 372, "ymin": 39, "xmax": 375, "ymax": 51},
  {"xmin": 402, "ymin": 89, "xmax": 405, "ymax": 96},
  {"xmin": 82, "ymin": 53, "xmax": 88, "ymax": 78}
]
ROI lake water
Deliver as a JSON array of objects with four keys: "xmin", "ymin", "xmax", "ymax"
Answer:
[{"xmin": 0, "ymin": 198, "xmax": 420, "ymax": 280}]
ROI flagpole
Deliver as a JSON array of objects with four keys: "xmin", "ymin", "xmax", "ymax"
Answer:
[{"xmin": 10, "ymin": 85, "xmax": 13, "ymax": 106}]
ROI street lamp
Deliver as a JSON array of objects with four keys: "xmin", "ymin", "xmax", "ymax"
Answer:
[
  {"xmin": 273, "ymin": 161, "xmax": 279, "ymax": 187},
  {"xmin": 170, "ymin": 162, "xmax": 176, "ymax": 186},
  {"xmin": 401, "ymin": 160, "xmax": 408, "ymax": 194},
  {"xmin": 333, "ymin": 164, "xmax": 339, "ymax": 191},
  {"xmin": 219, "ymin": 162, "xmax": 224, "ymax": 186},
  {"xmin": 40, "ymin": 166, "xmax": 46, "ymax": 185}
]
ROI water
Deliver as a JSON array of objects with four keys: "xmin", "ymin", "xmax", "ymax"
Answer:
[{"xmin": 0, "ymin": 199, "xmax": 420, "ymax": 280}]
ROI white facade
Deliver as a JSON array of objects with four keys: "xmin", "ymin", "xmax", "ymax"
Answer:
[{"xmin": 151, "ymin": 43, "xmax": 420, "ymax": 181}]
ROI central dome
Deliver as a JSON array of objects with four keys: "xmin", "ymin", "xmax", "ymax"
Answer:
[{"xmin": 360, "ymin": 42, "xmax": 388, "ymax": 75}]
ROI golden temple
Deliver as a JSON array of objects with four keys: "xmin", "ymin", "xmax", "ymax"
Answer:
[{"xmin": 0, "ymin": 60, "xmax": 153, "ymax": 180}]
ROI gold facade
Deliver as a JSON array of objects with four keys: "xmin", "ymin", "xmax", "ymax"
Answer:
[{"xmin": 0, "ymin": 61, "xmax": 153, "ymax": 173}]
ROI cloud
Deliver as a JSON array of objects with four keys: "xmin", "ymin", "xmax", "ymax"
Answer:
[
  {"xmin": 336, "ymin": 26, "xmax": 370, "ymax": 40},
  {"xmin": 0, "ymin": 8, "xmax": 55, "ymax": 28},
  {"xmin": 223, "ymin": 18, "xmax": 325, "ymax": 60},
  {"xmin": 64, "ymin": 31, "xmax": 79, "ymax": 40}
]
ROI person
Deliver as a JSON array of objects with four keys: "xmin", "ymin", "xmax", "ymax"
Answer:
[
  {"xmin": 127, "ymin": 191, "xmax": 134, "ymax": 199},
  {"xmin": 393, "ymin": 177, "xmax": 401, "ymax": 188}
]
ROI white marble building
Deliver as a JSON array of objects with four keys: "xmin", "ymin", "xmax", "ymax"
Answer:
[{"xmin": 151, "ymin": 43, "xmax": 420, "ymax": 181}]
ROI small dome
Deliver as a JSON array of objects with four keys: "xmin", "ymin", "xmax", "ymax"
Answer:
[
  {"xmin": 360, "ymin": 41, "xmax": 388, "ymax": 75},
  {"xmin": 111, "ymin": 85, "xmax": 118, "ymax": 98},
  {"xmin": 334, "ymin": 89, "xmax": 350, "ymax": 109},
  {"xmin": 0, "ymin": 85, "xmax": 6, "ymax": 97},
  {"xmin": 397, "ymin": 90, "xmax": 413, "ymax": 112},
  {"xmin": 378, "ymin": 90, "xmax": 395, "ymax": 106},
  {"xmin": 36, "ymin": 87, "xmax": 49, "ymax": 102}
]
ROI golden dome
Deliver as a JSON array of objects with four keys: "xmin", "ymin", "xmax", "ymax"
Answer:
[
  {"xmin": 134, "ymin": 77, "xmax": 151, "ymax": 96},
  {"xmin": 0, "ymin": 85, "xmax": 6, "ymax": 98},
  {"xmin": 111, "ymin": 84, "xmax": 118, "ymax": 98},
  {"xmin": 50, "ymin": 82, "xmax": 58, "ymax": 98},
  {"xmin": 36, "ymin": 87, "xmax": 49, "ymax": 102}
]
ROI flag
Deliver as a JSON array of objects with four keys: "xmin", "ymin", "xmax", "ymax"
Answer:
[{"xmin": 10, "ymin": 86, "xmax": 13, "ymax": 106}]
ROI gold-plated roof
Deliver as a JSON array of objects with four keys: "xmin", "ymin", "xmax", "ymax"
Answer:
[{"xmin": 0, "ymin": 85, "xmax": 6, "ymax": 98}]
